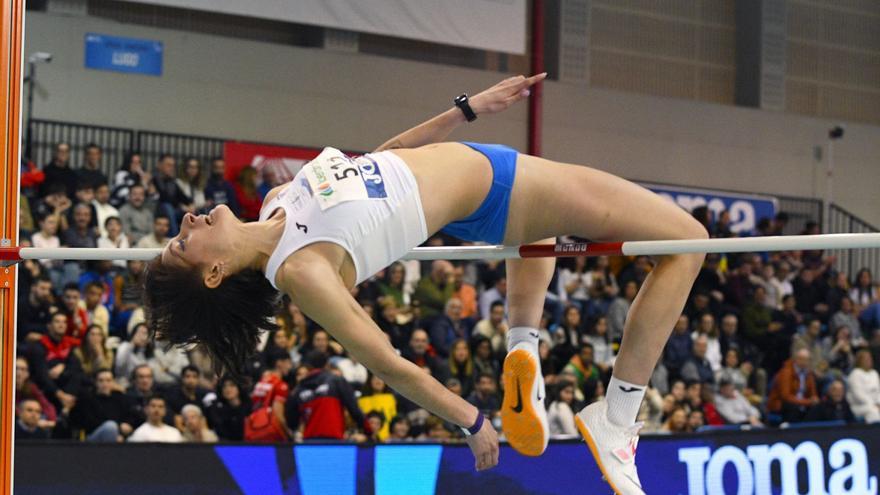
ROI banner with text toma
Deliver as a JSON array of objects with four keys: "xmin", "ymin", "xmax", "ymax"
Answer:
[{"xmin": 15, "ymin": 425, "xmax": 880, "ymax": 494}]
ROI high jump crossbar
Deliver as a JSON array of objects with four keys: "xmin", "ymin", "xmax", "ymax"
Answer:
[{"xmin": 1, "ymin": 233, "xmax": 879, "ymax": 264}]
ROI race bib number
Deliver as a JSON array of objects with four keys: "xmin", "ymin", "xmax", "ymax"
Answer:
[{"xmin": 303, "ymin": 147, "xmax": 387, "ymax": 210}]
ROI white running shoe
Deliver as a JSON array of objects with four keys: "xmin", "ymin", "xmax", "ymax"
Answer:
[
  {"xmin": 574, "ymin": 400, "xmax": 645, "ymax": 495},
  {"xmin": 501, "ymin": 343, "xmax": 549, "ymax": 456}
]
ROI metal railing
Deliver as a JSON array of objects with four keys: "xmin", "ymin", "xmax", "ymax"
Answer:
[
  {"xmin": 828, "ymin": 203, "xmax": 880, "ymax": 280},
  {"xmin": 28, "ymin": 119, "xmax": 134, "ymax": 178},
  {"xmin": 136, "ymin": 130, "xmax": 225, "ymax": 171}
]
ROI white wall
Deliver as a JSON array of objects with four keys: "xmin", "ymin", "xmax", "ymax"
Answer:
[{"xmin": 23, "ymin": 11, "xmax": 880, "ymax": 226}]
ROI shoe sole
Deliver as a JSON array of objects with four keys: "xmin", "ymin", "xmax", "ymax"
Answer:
[
  {"xmin": 575, "ymin": 414, "xmax": 624, "ymax": 495},
  {"xmin": 501, "ymin": 349, "xmax": 547, "ymax": 457}
]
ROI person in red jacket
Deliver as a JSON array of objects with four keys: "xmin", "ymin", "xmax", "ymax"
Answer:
[
  {"xmin": 248, "ymin": 350, "xmax": 293, "ymax": 441},
  {"xmin": 768, "ymin": 348, "xmax": 819, "ymax": 423},
  {"xmin": 287, "ymin": 350, "xmax": 369, "ymax": 440}
]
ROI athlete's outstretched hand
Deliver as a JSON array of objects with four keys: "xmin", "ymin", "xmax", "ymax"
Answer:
[
  {"xmin": 469, "ymin": 73, "xmax": 547, "ymax": 115},
  {"xmin": 465, "ymin": 416, "xmax": 500, "ymax": 471}
]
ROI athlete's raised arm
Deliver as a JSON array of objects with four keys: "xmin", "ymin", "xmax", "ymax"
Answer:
[
  {"xmin": 282, "ymin": 253, "xmax": 499, "ymax": 470},
  {"xmin": 373, "ymin": 73, "xmax": 546, "ymax": 152}
]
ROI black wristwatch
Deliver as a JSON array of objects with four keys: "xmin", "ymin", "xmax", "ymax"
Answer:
[{"xmin": 454, "ymin": 94, "xmax": 478, "ymax": 122}]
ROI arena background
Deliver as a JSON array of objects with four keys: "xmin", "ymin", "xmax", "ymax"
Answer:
[{"xmin": 3, "ymin": 1, "xmax": 880, "ymax": 494}]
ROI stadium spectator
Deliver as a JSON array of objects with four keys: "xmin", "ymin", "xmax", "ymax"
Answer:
[
  {"xmin": 181, "ymin": 404, "xmax": 218, "ymax": 443},
  {"xmin": 452, "ymin": 264, "xmax": 478, "ymax": 319},
  {"xmin": 559, "ymin": 256, "xmax": 591, "ymax": 312},
  {"xmin": 15, "ymin": 399, "xmax": 51, "ymax": 441},
  {"xmin": 564, "ymin": 343, "xmax": 602, "ymax": 396},
  {"xmin": 79, "ymin": 282, "xmax": 109, "ymax": 337},
  {"xmin": 40, "ymin": 142, "xmax": 76, "ymax": 199},
  {"xmin": 552, "ymin": 305, "xmax": 585, "ymax": 366},
  {"xmin": 479, "ymin": 276, "xmax": 507, "ymax": 320},
  {"xmin": 176, "ymin": 158, "xmax": 207, "ymax": 212},
  {"xmin": 472, "ymin": 335, "xmax": 501, "ymax": 380},
  {"xmin": 30, "ymin": 215, "xmax": 63, "ymax": 284},
  {"xmin": 208, "ymin": 376, "xmax": 250, "ymax": 441},
  {"xmin": 76, "ymin": 143, "xmax": 108, "ymax": 189},
  {"xmin": 27, "ymin": 312, "xmax": 82, "ymax": 413},
  {"xmin": 134, "ymin": 215, "xmax": 171, "ymax": 249},
  {"xmin": 111, "ymin": 152, "xmax": 150, "ymax": 207},
  {"xmin": 585, "ymin": 316, "xmax": 614, "ymax": 373},
  {"xmin": 376, "ymin": 299, "xmax": 412, "ymax": 351},
  {"xmin": 388, "ymin": 416, "xmax": 412, "ymax": 441},
  {"xmin": 831, "ymin": 297, "xmax": 863, "ymax": 342},
  {"xmin": 248, "ymin": 351, "xmax": 293, "ymax": 441},
  {"xmin": 472, "ymin": 300, "xmax": 508, "ymax": 355},
  {"xmin": 288, "ymin": 351, "xmax": 368, "ymax": 440},
  {"xmin": 112, "ymin": 260, "xmax": 145, "ymax": 333},
  {"xmin": 401, "ymin": 329, "xmax": 443, "ymax": 377},
  {"xmin": 822, "ymin": 326, "xmax": 855, "ymax": 373},
  {"xmin": 714, "ymin": 378, "xmax": 762, "ymax": 426},
  {"xmin": 442, "ymin": 339, "xmax": 475, "ymax": 398},
  {"xmin": 203, "ymin": 158, "xmax": 240, "ymax": 216},
  {"xmin": 97, "ymin": 216, "xmax": 130, "ymax": 269},
  {"xmin": 768, "ymin": 348, "xmax": 819, "ymax": 423},
  {"xmin": 72, "ymin": 325, "xmax": 112, "ymax": 377},
  {"xmin": 793, "ymin": 268, "xmax": 829, "ymax": 319},
  {"xmin": 234, "ymin": 166, "xmax": 262, "ymax": 221},
  {"xmin": 681, "ymin": 335, "xmax": 715, "ymax": 385},
  {"xmin": 414, "ymin": 260, "xmax": 455, "ymax": 319},
  {"xmin": 128, "ymin": 395, "xmax": 182, "ymax": 443},
  {"xmin": 686, "ymin": 409, "xmax": 705, "ymax": 431},
  {"xmin": 118, "ymin": 184, "xmax": 153, "ymax": 244},
  {"xmin": 606, "ymin": 280, "xmax": 637, "ymax": 344},
  {"xmin": 15, "ymin": 356, "xmax": 56, "ymax": 427},
  {"xmin": 91, "ymin": 183, "xmax": 118, "ymax": 238},
  {"xmin": 64, "ymin": 182, "xmax": 98, "ymax": 231},
  {"xmin": 69, "ymin": 369, "xmax": 133, "ymax": 442},
  {"xmin": 466, "ymin": 372, "xmax": 500, "ymax": 424},
  {"xmin": 16, "ymin": 275, "xmax": 54, "ymax": 345},
  {"xmin": 691, "ymin": 313, "xmax": 722, "ymax": 372},
  {"xmin": 547, "ymin": 381, "xmax": 577, "ymax": 437},
  {"xmin": 124, "ymin": 364, "xmax": 157, "ymax": 427},
  {"xmin": 151, "ymin": 154, "xmax": 192, "ymax": 236},
  {"xmin": 846, "ymin": 349, "xmax": 880, "ymax": 423},
  {"xmin": 660, "ymin": 407, "xmax": 688, "ymax": 434},
  {"xmin": 429, "ymin": 298, "xmax": 468, "ymax": 358},
  {"xmin": 114, "ymin": 324, "xmax": 154, "ymax": 387},
  {"xmin": 849, "ymin": 268, "xmax": 876, "ymax": 311},
  {"xmin": 806, "ymin": 379, "xmax": 855, "ymax": 423},
  {"xmin": 165, "ymin": 365, "xmax": 209, "ymax": 419},
  {"xmin": 663, "ymin": 315, "xmax": 693, "ymax": 381},
  {"xmin": 358, "ymin": 373, "xmax": 397, "ymax": 441}
]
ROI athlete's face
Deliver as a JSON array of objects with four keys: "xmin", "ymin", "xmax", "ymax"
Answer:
[{"xmin": 161, "ymin": 204, "xmax": 239, "ymax": 285}]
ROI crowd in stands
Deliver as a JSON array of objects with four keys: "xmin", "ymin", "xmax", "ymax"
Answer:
[{"xmin": 14, "ymin": 142, "xmax": 880, "ymax": 444}]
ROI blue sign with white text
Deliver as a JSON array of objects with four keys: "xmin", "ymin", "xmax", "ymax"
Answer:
[
  {"xmin": 644, "ymin": 183, "xmax": 778, "ymax": 234},
  {"xmin": 84, "ymin": 33, "xmax": 163, "ymax": 76}
]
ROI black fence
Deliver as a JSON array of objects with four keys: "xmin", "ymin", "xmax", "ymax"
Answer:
[
  {"xmin": 136, "ymin": 130, "xmax": 225, "ymax": 171},
  {"xmin": 28, "ymin": 119, "xmax": 134, "ymax": 179},
  {"xmin": 777, "ymin": 194, "xmax": 823, "ymax": 235},
  {"xmin": 828, "ymin": 203, "xmax": 880, "ymax": 279}
]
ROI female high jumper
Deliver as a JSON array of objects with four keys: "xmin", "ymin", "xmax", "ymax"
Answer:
[{"xmin": 145, "ymin": 73, "xmax": 706, "ymax": 495}]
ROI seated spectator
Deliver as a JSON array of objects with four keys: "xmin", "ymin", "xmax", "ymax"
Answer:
[
  {"xmin": 452, "ymin": 264, "xmax": 478, "ymax": 320},
  {"xmin": 479, "ymin": 276, "xmax": 507, "ymax": 321},
  {"xmin": 73, "ymin": 325, "xmax": 112, "ymax": 378},
  {"xmin": 607, "ymin": 280, "xmax": 638, "ymax": 345},
  {"xmin": 692, "ymin": 313, "xmax": 722, "ymax": 372},
  {"xmin": 387, "ymin": 416, "xmax": 412, "ymax": 442},
  {"xmin": 466, "ymin": 372, "xmax": 500, "ymax": 425},
  {"xmin": 414, "ymin": 260, "xmax": 455, "ymax": 319},
  {"xmin": 77, "ymin": 143, "xmax": 108, "ymax": 189},
  {"xmin": 16, "ymin": 275, "xmax": 54, "ymax": 345},
  {"xmin": 822, "ymin": 325, "xmax": 855, "ymax": 373},
  {"xmin": 115, "ymin": 324, "xmax": 155, "ymax": 388},
  {"xmin": 719, "ymin": 313, "xmax": 757, "ymax": 365},
  {"xmin": 768, "ymin": 348, "xmax": 820, "ymax": 423},
  {"xmin": 79, "ymin": 282, "xmax": 109, "ymax": 337},
  {"xmin": 97, "ymin": 217, "xmax": 130, "ymax": 269},
  {"xmin": 118, "ymin": 184, "xmax": 153, "ymax": 244},
  {"xmin": 62, "ymin": 202, "xmax": 98, "ymax": 249},
  {"xmin": 849, "ymin": 268, "xmax": 876, "ymax": 311},
  {"xmin": 846, "ymin": 349, "xmax": 880, "ymax": 423},
  {"xmin": 794, "ymin": 268, "xmax": 830, "ymax": 320},
  {"xmin": 151, "ymin": 154, "xmax": 192, "ymax": 236},
  {"xmin": 472, "ymin": 335, "xmax": 501, "ymax": 381},
  {"xmin": 151, "ymin": 336, "xmax": 190, "ymax": 386},
  {"xmin": 165, "ymin": 365, "xmax": 209, "ymax": 420},
  {"xmin": 442, "ymin": 339, "xmax": 476, "ymax": 397},
  {"xmin": 376, "ymin": 299, "xmax": 412, "ymax": 351},
  {"xmin": 585, "ymin": 316, "xmax": 615, "ymax": 373},
  {"xmin": 472, "ymin": 301, "xmax": 508, "ymax": 355},
  {"xmin": 714, "ymin": 378, "xmax": 762, "ymax": 426},
  {"xmin": 203, "ymin": 158, "xmax": 240, "ymax": 216},
  {"xmin": 378, "ymin": 261, "xmax": 410, "ymax": 308},
  {"xmin": 40, "ymin": 142, "xmax": 76, "ymax": 199},
  {"xmin": 401, "ymin": 329, "xmax": 443, "ymax": 378},
  {"xmin": 59, "ymin": 284, "xmax": 88, "ymax": 340},
  {"xmin": 135, "ymin": 215, "xmax": 171, "ymax": 249},
  {"xmin": 329, "ymin": 352, "xmax": 368, "ymax": 390},
  {"xmin": 792, "ymin": 318, "xmax": 830, "ymax": 381},
  {"xmin": 364, "ymin": 411, "xmax": 386, "ymax": 442},
  {"xmin": 687, "ymin": 409, "xmax": 706, "ymax": 431},
  {"xmin": 663, "ymin": 315, "xmax": 693, "ymax": 381},
  {"xmin": 112, "ymin": 260, "xmax": 146, "ymax": 334},
  {"xmin": 234, "ymin": 166, "xmax": 262, "ymax": 221},
  {"xmin": 806, "ymin": 379, "xmax": 855, "ymax": 423},
  {"xmin": 637, "ymin": 385, "xmax": 665, "ymax": 433},
  {"xmin": 30, "ymin": 215, "xmax": 63, "ymax": 284},
  {"xmin": 681, "ymin": 335, "xmax": 715, "ymax": 385},
  {"xmin": 111, "ymin": 152, "xmax": 149, "ymax": 208},
  {"xmin": 69, "ymin": 369, "xmax": 133, "ymax": 442},
  {"xmin": 300, "ymin": 329, "xmax": 342, "ymax": 358},
  {"xmin": 176, "ymin": 158, "xmax": 207, "ymax": 213},
  {"xmin": 207, "ymin": 376, "xmax": 250, "ymax": 441},
  {"xmin": 358, "ymin": 373, "xmax": 397, "ymax": 441},
  {"xmin": 15, "ymin": 357, "xmax": 56, "ymax": 428},
  {"xmin": 288, "ymin": 351, "xmax": 368, "ymax": 440},
  {"xmin": 124, "ymin": 364, "xmax": 157, "ymax": 427},
  {"xmin": 249, "ymin": 351, "xmax": 293, "ymax": 441},
  {"xmin": 551, "ymin": 305, "xmax": 585, "ymax": 366},
  {"xmin": 564, "ymin": 343, "xmax": 602, "ymax": 395},
  {"xmin": 26, "ymin": 312, "xmax": 82, "ymax": 414},
  {"xmin": 181, "ymin": 404, "xmax": 218, "ymax": 443},
  {"xmin": 15, "ymin": 399, "xmax": 51, "ymax": 441},
  {"xmin": 660, "ymin": 407, "xmax": 688, "ymax": 434},
  {"xmin": 128, "ymin": 395, "xmax": 183, "ymax": 443},
  {"xmin": 547, "ymin": 381, "xmax": 577, "ymax": 437},
  {"xmin": 92, "ymin": 183, "xmax": 119, "ymax": 238},
  {"xmin": 831, "ymin": 297, "xmax": 863, "ymax": 343}
]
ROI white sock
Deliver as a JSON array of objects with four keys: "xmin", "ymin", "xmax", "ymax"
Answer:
[
  {"xmin": 507, "ymin": 326, "xmax": 539, "ymax": 354},
  {"xmin": 605, "ymin": 375, "xmax": 646, "ymax": 427}
]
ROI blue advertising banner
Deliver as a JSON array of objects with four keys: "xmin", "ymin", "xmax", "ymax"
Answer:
[
  {"xmin": 15, "ymin": 425, "xmax": 880, "ymax": 494},
  {"xmin": 84, "ymin": 33, "xmax": 163, "ymax": 76},
  {"xmin": 643, "ymin": 183, "xmax": 778, "ymax": 235}
]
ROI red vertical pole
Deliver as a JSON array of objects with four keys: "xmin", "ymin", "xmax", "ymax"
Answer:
[{"xmin": 528, "ymin": 0, "xmax": 545, "ymax": 157}]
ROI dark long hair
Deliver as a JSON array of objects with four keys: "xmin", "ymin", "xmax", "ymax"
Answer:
[{"xmin": 144, "ymin": 257, "xmax": 279, "ymax": 376}]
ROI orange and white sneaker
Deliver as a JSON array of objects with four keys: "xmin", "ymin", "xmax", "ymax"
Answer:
[
  {"xmin": 575, "ymin": 400, "xmax": 645, "ymax": 495},
  {"xmin": 501, "ymin": 343, "xmax": 549, "ymax": 457}
]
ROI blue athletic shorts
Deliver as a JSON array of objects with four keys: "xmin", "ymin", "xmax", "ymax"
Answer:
[{"xmin": 441, "ymin": 142, "xmax": 518, "ymax": 245}]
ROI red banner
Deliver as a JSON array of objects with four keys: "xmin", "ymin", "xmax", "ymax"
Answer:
[{"xmin": 222, "ymin": 141, "xmax": 322, "ymax": 184}]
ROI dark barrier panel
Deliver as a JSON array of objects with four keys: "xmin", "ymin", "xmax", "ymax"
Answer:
[{"xmin": 15, "ymin": 425, "xmax": 880, "ymax": 495}]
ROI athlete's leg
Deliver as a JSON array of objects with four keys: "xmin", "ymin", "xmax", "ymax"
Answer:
[
  {"xmin": 506, "ymin": 155, "xmax": 706, "ymax": 494},
  {"xmin": 500, "ymin": 239, "xmax": 555, "ymax": 456}
]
